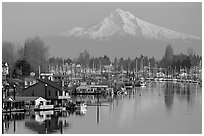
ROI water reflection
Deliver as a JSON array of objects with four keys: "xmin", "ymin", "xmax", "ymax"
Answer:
[
  {"xmin": 164, "ymin": 83, "xmax": 175, "ymax": 111},
  {"xmin": 3, "ymin": 111, "xmax": 70, "ymax": 134},
  {"xmin": 2, "ymin": 82, "xmax": 202, "ymax": 134}
]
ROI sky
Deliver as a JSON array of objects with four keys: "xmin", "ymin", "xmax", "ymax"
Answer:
[{"xmin": 3, "ymin": 2, "xmax": 202, "ymax": 42}]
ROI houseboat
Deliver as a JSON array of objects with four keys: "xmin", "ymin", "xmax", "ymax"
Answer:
[
  {"xmin": 33, "ymin": 97, "xmax": 54, "ymax": 111},
  {"xmin": 74, "ymin": 84, "xmax": 113, "ymax": 95},
  {"xmin": 2, "ymin": 96, "xmax": 54, "ymax": 113}
]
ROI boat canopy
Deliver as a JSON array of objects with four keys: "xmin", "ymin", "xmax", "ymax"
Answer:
[
  {"xmin": 76, "ymin": 85, "xmax": 91, "ymax": 90},
  {"xmin": 90, "ymin": 85, "xmax": 108, "ymax": 88}
]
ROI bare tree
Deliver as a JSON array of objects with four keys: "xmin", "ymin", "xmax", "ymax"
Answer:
[
  {"xmin": 2, "ymin": 41, "xmax": 18, "ymax": 72},
  {"xmin": 23, "ymin": 36, "xmax": 49, "ymax": 73}
]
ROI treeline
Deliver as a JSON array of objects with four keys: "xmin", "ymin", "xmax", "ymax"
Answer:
[
  {"xmin": 48, "ymin": 50, "xmax": 156, "ymax": 71},
  {"xmin": 48, "ymin": 50, "xmax": 112, "ymax": 69},
  {"xmin": 2, "ymin": 36, "xmax": 49, "ymax": 78},
  {"xmin": 48, "ymin": 45, "xmax": 201, "ymax": 72},
  {"xmin": 2, "ymin": 37, "xmax": 202, "ymax": 78},
  {"xmin": 158, "ymin": 45, "xmax": 201, "ymax": 71}
]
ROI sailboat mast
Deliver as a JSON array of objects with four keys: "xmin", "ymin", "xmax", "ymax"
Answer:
[
  {"xmin": 136, "ymin": 58, "xmax": 137, "ymax": 80},
  {"xmin": 149, "ymin": 61, "xmax": 150, "ymax": 78}
]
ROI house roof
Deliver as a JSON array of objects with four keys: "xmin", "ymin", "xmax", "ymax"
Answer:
[
  {"xmin": 15, "ymin": 96, "xmax": 43, "ymax": 102},
  {"xmin": 76, "ymin": 85, "xmax": 91, "ymax": 90},
  {"xmin": 37, "ymin": 79, "xmax": 62, "ymax": 91},
  {"xmin": 3, "ymin": 96, "xmax": 44, "ymax": 102},
  {"xmin": 98, "ymin": 81, "xmax": 111, "ymax": 86},
  {"xmin": 25, "ymin": 77, "xmax": 36, "ymax": 82},
  {"xmin": 90, "ymin": 85, "xmax": 108, "ymax": 88},
  {"xmin": 3, "ymin": 97, "xmax": 14, "ymax": 102}
]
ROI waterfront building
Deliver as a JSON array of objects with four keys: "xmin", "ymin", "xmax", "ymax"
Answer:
[
  {"xmin": 40, "ymin": 73, "xmax": 54, "ymax": 81},
  {"xmin": 2, "ymin": 96, "xmax": 53, "ymax": 112},
  {"xmin": 24, "ymin": 76, "xmax": 37, "ymax": 88},
  {"xmin": 22, "ymin": 79, "xmax": 70, "ymax": 106},
  {"xmin": 2, "ymin": 62, "xmax": 9, "ymax": 77}
]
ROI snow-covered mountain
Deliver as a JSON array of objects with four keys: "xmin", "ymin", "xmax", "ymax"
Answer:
[
  {"xmin": 43, "ymin": 8, "xmax": 201, "ymax": 60},
  {"xmin": 62, "ymin": 8, "xmax": 200, "ymax": 41}
]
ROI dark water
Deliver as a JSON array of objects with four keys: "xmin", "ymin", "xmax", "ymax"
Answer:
[{"xmin": 2, "ymin": 82, "xmax": 202, "ymax": 134}]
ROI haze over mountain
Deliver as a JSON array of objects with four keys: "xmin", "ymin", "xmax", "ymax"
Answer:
[{"xmin": 43, "ymin": 8, "xmax": 201, "ymax": 60}]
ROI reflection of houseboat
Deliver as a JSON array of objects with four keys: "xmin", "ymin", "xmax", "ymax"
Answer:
[
  {"xmin": 75, "ymin": 101, "xmax": 87, "ymax": 110},
  {"xmin": 25, "ymin": 111, "xmax": 69, "ymax": 134},
  {"xmin": 75, "ymin": 108, "xmax": 87, "ymax": 115},
  {"xmin": 34, "ymin": 111, "xmax": 54, "ymax": 122},
  {"xmin": 75, "ymin": 101, "xmax": 87, "ymax": 115}
]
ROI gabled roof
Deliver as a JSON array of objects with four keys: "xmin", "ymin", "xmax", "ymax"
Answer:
[
  {"xmin": 25, "ymin": 77, "xmax": 37, "ymax": 82},
  {"xmin": 15, "ymin": 96, "xmax": 41, "ymax": 102},
  {"xmin": 76, "ymin": 85, "xmax": 91, "ymax": 90},
  {"xmin": 23, "ymin": 79, "xmax": 62, "ymax": 91},
  {"xmin": 3, "ymin": 97, "xmax": 14, "ymax": 102},
  {"xmin": 98, "ymin": 81, "xmax": 111, "ymax": 86},
  {"xmin": 3, "ymin": 96, "xmax": 46, "ymax": 102},
  {"xmin": 37, "ymin": 79, "xmax": 62, "ymax": 91}
]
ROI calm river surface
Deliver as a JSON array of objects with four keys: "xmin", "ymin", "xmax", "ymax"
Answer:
[{"xmin": 3, "ymin": 82, "xmax": 202, "ymax": 134}]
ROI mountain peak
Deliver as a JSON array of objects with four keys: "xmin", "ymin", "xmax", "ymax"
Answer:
[
  {"xmin": 115, "ymin": 8, "xmax": 122, "ymax": 13},
  {"xmin": 113, "ymin": 8, "xmax": 136, "ymax": 19},
  {"xmin": 62, "ymin": 8, "xmax": 200, "ymax": 41}
]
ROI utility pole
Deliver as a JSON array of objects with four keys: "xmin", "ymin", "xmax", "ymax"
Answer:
[{"xmin": 93, "ymin": 60, "xmax": 94, "ymax": 74}]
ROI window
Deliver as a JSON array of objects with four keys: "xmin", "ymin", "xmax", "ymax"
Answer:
[
  {"xmin": 49, "ymin": 90, "xmax": 51, "ymax": 96},
  {"xmin": 56, "ymin": 91, "xmax": 58, "ymax": 96},
  {"xmin": 59, "ymin": 91, "xmax": 62, "ymax": 96},
  {"xmin": 32, "ymin": 90, "xmax": 34, "ymax": 96},
  {"xmin": 31, "ymin": 101, "xmax": 35, "ymax": 105},
  {"xmin": 40, "ymin": 101, "xmax": 43, "ymax": 105}
]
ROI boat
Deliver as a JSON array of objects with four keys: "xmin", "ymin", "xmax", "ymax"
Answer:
[
  {"xmin": 54, "ymin": 107, "xmax": 66, "ymax": 111},
  {"xmin": 116, "ymin": 87, "xmax": 128, "ymax": 95},
  {"xmin": 172, "ymin": 78, "xmax": 178, "ymax": 83},
  {"xmin": 74, "ymin": 84, "xmax": 113, "ymax": 95},
  {"xmin": 135, "ymin": 78, "xmax": 146, "ymax": 87},
  {"xmin": 124, "ymin": 82, "xmax": 133, "ymax": 90},
  {"xmin": 158, "ymin": 78, "xmax": 164, "ymax": 82}
]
